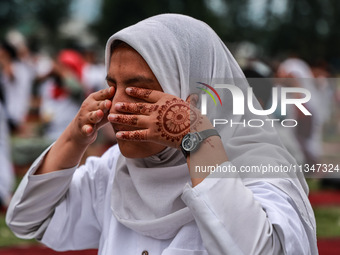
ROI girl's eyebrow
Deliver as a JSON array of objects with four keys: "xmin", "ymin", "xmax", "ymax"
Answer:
[
  {"xmin": 124, "ymin": 76, "xmax": 155, "ymax": 86},
  {"xmin": 106, "ymin": 75, "xmax": 155, "ymax": 87}
]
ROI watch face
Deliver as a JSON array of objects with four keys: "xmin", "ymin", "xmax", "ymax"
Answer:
[{"xmin": 182, "ymin": 133, "xmax": 198, "ymax": 151}]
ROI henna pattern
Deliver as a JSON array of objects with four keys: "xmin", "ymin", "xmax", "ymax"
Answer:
[
  {"xmin": 120, "ymin": 131, "xmax": 147, "ymax": 140},
  {"xmin": 128, "ymin": 87, "xmax": 153, "ymax": 99},
  {"xmin": 164, "ymin": 104, "xmax": 192, "ymax": 133},
  {"xmin": 119, "ymin": 103, "xmax": 159, "ymax": 114},
  {"xmin": 156, "ymin": 98, "xmax": 202, "ymax": 142},
  {"xmin": 113, "ymin": 115, "xmax": 138, "ymax": 126},
  {"xmin": 203, "ymin": 137, "xmax": 215, "ymax": 148},
  {"xmin": 141, "ymin": 105, "xmax": 159, "ymax": 114}
]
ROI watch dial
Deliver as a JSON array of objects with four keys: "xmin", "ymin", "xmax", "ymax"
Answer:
[
  {"xmin": 183, "ymin": 138, "xmax": 193, "ymax": 150},
  {"xmin": 182, "ymin": 134, "xmax": 198, "ymax": 151}
]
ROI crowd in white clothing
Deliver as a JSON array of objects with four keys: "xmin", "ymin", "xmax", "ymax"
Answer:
[{"xmin": 0, "ymin": 36, "xmax": 108, "ymax": 208}]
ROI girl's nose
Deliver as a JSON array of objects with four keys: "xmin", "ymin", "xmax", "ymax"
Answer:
[{"xmin": 109, "ymin": 87, "xmax": 129, "ymax": 114}]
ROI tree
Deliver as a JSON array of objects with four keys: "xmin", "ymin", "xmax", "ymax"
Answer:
[
  {"xmin": 0, "ymin": 0, "xmax": 70, "ymax": 50},
  {"xmin": 91, "ymin": 0, "xmax": 220, "ymax": 46},
  {"xmin": 91, "ymin": 0, "xmax": 340, "ymax": 66}
]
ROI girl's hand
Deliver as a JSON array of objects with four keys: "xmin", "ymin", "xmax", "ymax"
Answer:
[
  {"xmin": 70, "ymin": 86, "xmax": 115, "ymax": 145},
  {"xmin": 108, "ymin": 87, "xmax": 206, "ymax": 149}
]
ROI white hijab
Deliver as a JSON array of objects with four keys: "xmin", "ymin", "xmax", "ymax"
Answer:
[{"xmin": 105, "ymin": 14, "xmax": 315, "ymax": 240}]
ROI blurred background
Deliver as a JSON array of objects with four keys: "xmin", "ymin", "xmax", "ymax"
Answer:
[{"xmin": 0, "ymin": 0, "xmax": 340, "ymax": 254}]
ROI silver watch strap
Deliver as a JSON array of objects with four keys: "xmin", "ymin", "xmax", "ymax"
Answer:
[{"xmin": 196, "ymin": 129, "xmax": 220, "ymax": 141}]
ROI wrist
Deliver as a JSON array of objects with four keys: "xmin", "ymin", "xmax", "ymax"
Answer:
[
  {"xmin": 181, "ymin": 129, "xmax": 220, "ymax": 158},
  {"xmin": 65, "ymin": 120, "xmax": 92, "ymax": 148},
  {"xmin": 191, "ymin": 113, "xmax": 214, "ymax": 132}
]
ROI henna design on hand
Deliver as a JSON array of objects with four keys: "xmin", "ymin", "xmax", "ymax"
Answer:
[
  {"xmin": 113, "ymin": 115, "xmax": 138, "ymax": 126},
  {"xmin": 119, "ymin": 130, "xmax": 147, "ymax": 140},
  {"xmin": 156, "ymin": 98, "xmax": 202, "ymax": 142},
  {"xmin": 119, "ymin": 103, "xmax": 159, "ymax": 114},
  {"xmin": 141, "ymin": 104, "xmax": 159, "ymax": 114},
  {"xmin": 127, "ymin": 87, "xmax": 153, "ymax": 99}
]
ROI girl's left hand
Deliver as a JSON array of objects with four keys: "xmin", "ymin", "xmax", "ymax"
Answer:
[{"xmin": 108, "ymin": 87, "xmax": 206, "ymax": 149}]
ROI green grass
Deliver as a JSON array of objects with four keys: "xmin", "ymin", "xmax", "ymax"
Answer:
[
  {"xmin": 0, "ymin": 214, "xmax": 37, "ymax": 247},
  {"xmin": 323, "ymin": 134, "xmax": 340, "ymax": 143},
  {"xmin": 306, "ymin": 180, "xmax": 340, "ymax": 238},
  {"xmin": 306, "ymin": 179, "xmax": 321, "ymax": 192},
  {"xmin": 314, "ymin": 206, "xmax": 340, "ymax": 238}
]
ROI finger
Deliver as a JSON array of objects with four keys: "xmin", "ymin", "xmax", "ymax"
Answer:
[
  {"xmin": 99, "ymin": 99, "xmax": 112, "ymax": 113},
  {"xmin": 93, "ymin": 87, "xmax": 115, "ymax": 101},
  {"xmin": 108, "ymin": 114, "xmax": 148, "ymax": 127},
  {"xmin": 186, "ymin": 94, "xmax": 199, "ymax": 108},
  {"xmin": 81, "ymin": 124, "xmax": 94, "ymax": 136},
  {"xmin": 85, "ymin": 98, "xmax": 111, "ymax": 114},
  {"xmin": 116, "ymin": 130, "xmax": 148, "ymax": 141},
  {"xmin": 115, "ymin": 102, "xmax": 159, "ymax": 115},
  {"xmin": 88, "ymin": 110, "xmax": 104, "ymax": 124},
  {"xmin": 125, "ymin": 87, "xmax": 163, "ymax": 103}
]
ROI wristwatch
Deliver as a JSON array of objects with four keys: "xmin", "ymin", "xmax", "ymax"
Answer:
[{"xmin": 180, "ymin": 129, "xmax": 220, "ymax": 157}]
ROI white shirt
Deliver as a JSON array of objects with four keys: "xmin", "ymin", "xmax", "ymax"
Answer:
[
  {"xmin": 1, "ymin": 61, "xmax": 32, "ymax": 126},
  {"xmin": 0, "ymin": 103, "xmax": 14, "ymax": 204},
  {"xmin": 39, "ymin": 80, "xmax": 80, "ymax": 140},
  {"xmin": 6, "ymin": 145, "xmax": 317, "ymax": 255}
]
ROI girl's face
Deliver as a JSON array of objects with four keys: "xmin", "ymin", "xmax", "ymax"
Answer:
[{"xmin": 107, "ymin": 45, "xmax": 167, "ymax": 158}]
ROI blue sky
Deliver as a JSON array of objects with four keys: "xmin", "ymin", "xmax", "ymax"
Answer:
[{"xmin": 70, "ymin": 0, "xmax": 102, "ymax": 23}]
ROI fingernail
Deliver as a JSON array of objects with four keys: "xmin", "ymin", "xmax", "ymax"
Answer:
[
  {"xmin": 108, "ymin": 114, "xmax": 115, "ymax": 121},
  {"xmin": 96, "ymin": 109, "xmax": 103, "ymax": 116},
  {"xmin": 115, "ymin": 103, "xmax": 123, "ymax": 108}
]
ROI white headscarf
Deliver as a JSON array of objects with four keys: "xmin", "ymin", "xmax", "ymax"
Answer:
[{"xmin": 106, "ymin": 14, "xmax": 315, "ymax": 240}]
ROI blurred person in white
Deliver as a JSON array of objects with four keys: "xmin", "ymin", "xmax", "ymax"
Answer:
[
  {"xmin": 236, "ymin": 42, "xmax": 305, "ymax": 165},
  {"xmin": 243, "ymin": 64, "xmax": 305, "ymax": 166},
  {"xmin": 38, "ymin": 49, "xmax": 86, "ymax": 141},
  {"xmin": 6, "ymin": 30, "xmax": 37, "ymax": 81},
  {"xmin": 277, "ymin": 58, "xmax": 327, "ymax": 166},
  {"xmin": 0, "ymin": 101, "xmax": 15, "ymax": 208},
  {"xmin": 6, "ymin": 14, "xmax": 317, "ymax": 255},
  {"xmin": 82, "ymin": 47, "xmax": 107, "ymax": 93},
  {"xmin": 0, "ymin": 40, "xmax": 33, "ymax": 133},
  {"xmin": 310, "ymin": 61, "xmax": 333, "ymax": 125},
  {"xmin": 7, "ymin": 30, "xmax": 54, "ymax": 85}
]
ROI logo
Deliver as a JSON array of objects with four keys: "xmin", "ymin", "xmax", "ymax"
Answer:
[
  {"xmin": 196, "ymin": 82, "xmax": 223, "ymax": 106},
  {"xmin": 198, "ymin": 83, "xmax": 311, "ymax": 116},
  {"xmin": 197, "ymin": 82, "xmax": 312, "ymax": 128}
]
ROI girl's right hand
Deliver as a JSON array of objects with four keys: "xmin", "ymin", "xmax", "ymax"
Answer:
[{"xmin": 69, "ymin": 86, "xmax": 115, "ymax": 145}]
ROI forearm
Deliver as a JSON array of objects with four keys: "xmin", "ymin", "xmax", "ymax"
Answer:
[
  {"xmin": 36, "ymin": 87, "xmax": 115, "ymax": 174},
  {"xmin": 188, "ymin": 136, "xmax": 228, "ymax": 187},
  {"xmin": 35, "ymin": 121, "xmax": 89, "ymax": 175},
  {"xmin": 187, "ymin": 118, "xmax": 228, "ymax": 187},
  {"xmin": 6, "ymin": 148, "xmax": 77, "ymax": 239}
]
